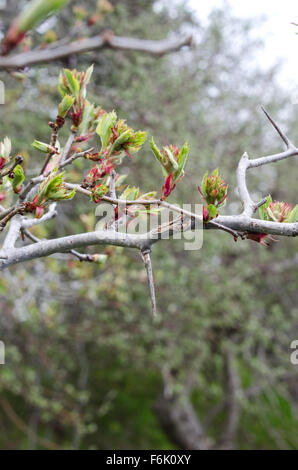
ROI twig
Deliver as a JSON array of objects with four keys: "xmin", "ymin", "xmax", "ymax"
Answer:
[
  {"xmin": 255, "ymin": 196, "xmax": 269, "ymax": 210},
  {"xmin": 208, "ymin": 219, "xmax": 245, "ymax": 240},
  {"xmin": 59, "ymin": 147, "xmax": 94, "ymax": 170},
  {"xmin": 40, "ymin": 119, "xmax": 61, "ymax": 175},
  {"xmin": 0, "ymin": 206, "xmax": 23, "ymax": 231}
]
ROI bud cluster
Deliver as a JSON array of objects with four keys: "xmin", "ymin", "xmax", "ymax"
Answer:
[
  {"xmin": 96, "ymin": 112, "xmax": 147, "ymax": 161},
  {"xmin": 150, "ymin": 138, "xmax": 189, "ymax": 200},
  {"xmin": 198, "ymin": 169, "xmax": 228, "ymax": 222},
  {"xmin": 58, "ymin": 65, "xmax": 95, "ymax": 130},
  {"xmin": 259, "ymin": 196, "xmax": 298, "ymax": 224}
]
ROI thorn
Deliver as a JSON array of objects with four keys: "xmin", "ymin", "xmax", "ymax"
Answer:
[
  {"xmin": 261, "ymin": 106, "xmax": 292, "ymax": 148},
  {"xmin": 255, "ymin": 196, "xmax": 269, "ymax": 211},
  {"xmin": 141, "ymin": 250, "xmax": 157, "ymax": 317}
]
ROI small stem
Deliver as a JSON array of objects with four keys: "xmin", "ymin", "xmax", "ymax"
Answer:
[
  {"xmin": 40, "ymin": 120, "xmax": 60, "ymax": 175},
  {"xmin": 58, "ymin": 147, "xmax": 94, "ymax": 171},
  {"xmin": 208, "ymin": 219, "xmax": 245, "ymax": 241},
  {"xmin": 0, "ymin": 206, "xmax": 23, "ymax": 231},
  {"xmin": 255, "ymin": 196, "xmax": 269, "ymax": 211}
]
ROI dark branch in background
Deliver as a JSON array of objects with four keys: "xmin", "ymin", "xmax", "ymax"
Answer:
[
  {"xmin": 219, "ymin": 348, "xmax": 241, "ymax": 450},
  {"xmin": 0, "ymin": 32, "xmax": 193, "ymax": 71},
  {"xmin": 154, "ymin": 372, "xmax": 212, "ymax": 450}
]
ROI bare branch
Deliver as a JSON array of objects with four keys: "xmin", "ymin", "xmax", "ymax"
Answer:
[
  {"xmin": 208, "ymin": 219, "xmax": 245, "ymax": 240},
  {"xmin": 0, "ymin": 33, "xmax": 192, "ymax": 71},
  {"xmin": 1, "ymin": 215, "xmax": 22, "ymax": 250},
  {"xmin": 59, "ymin": 147, "xmax": 94, "ymax": 170},
  {"xmin": 22, "ymin": 229, "xmax": 95, "ymax": 263},
  {"xmin": 0, "ymin": 229, "xmax": 153, "ymax": 270},
  {"xmin": 0, "ymin": 206, "xmax": 23, "ymax": 231},
  {"xmin": 237, "ymin": 152, "xmax": 255, "ymax": 216}
]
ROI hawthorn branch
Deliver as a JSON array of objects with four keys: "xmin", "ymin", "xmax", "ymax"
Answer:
[
  {"xmin": 0, "ymin": 108, "xmax": 297, "ymax": 271},
  {"xmin": 0, "ymin": 33, "xmax": 193, "ymax": 71},
  {"xmin": 22, "ymin": 228, "xmax": 95, "ymax": 263},
  {"xmin": 65, "ymin": 183, "xmax": 298, "ymax": 237},
  {"xmin": 0, "ymin": 229, "xmax": 153, "ymax": 270},
  {"xmin": 2, "ymin": 214, "xmax": 22, "ymax": 250}
]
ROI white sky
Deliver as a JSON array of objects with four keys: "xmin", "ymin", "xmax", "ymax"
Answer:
[{"xmin": 188, "ymin": 0, "xmax": 298, "ymax": 89}]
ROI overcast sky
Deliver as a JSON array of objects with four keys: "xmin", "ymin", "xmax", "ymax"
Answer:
[{"xmin": 188, "ymin": 0, "xmax": 298, "ymax": 89}]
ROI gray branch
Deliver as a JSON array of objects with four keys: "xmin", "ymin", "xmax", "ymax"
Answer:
[
  {"xmin": 0, "ymin": 229, "xmax": 153, "ymax": 270},
  {"xmin": 0, "ymin": 33, "xmax": 192, "ymax": 70},
  {"xmin": 237, "ymin": 108, "xmax": 298, "ymax": 217}
]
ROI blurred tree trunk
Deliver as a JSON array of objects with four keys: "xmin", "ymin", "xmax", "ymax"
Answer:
[{"xmin": 154, "ymin": 390, "xmax": 212, "ymax": 450}]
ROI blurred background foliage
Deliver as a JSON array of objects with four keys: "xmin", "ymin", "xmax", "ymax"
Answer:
[{"xmin": 0, "ymin": 0, "xmax": 298, "ymax": 450}]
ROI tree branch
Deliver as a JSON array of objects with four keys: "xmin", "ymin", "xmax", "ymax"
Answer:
[
  {"xmin": 0, "ymin": 32, "xmax": 193, "ymax": 70},
  {"xmin": 0, "ymin": 229, "xmax": 153, "ymax": 270},
  {"xmin": 22, "ymin": 228, "xmax": 96, "ymax": 263},
  {"xmin": 219, "ymin": 349, "xmax": 241, "ymax": 450}
]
